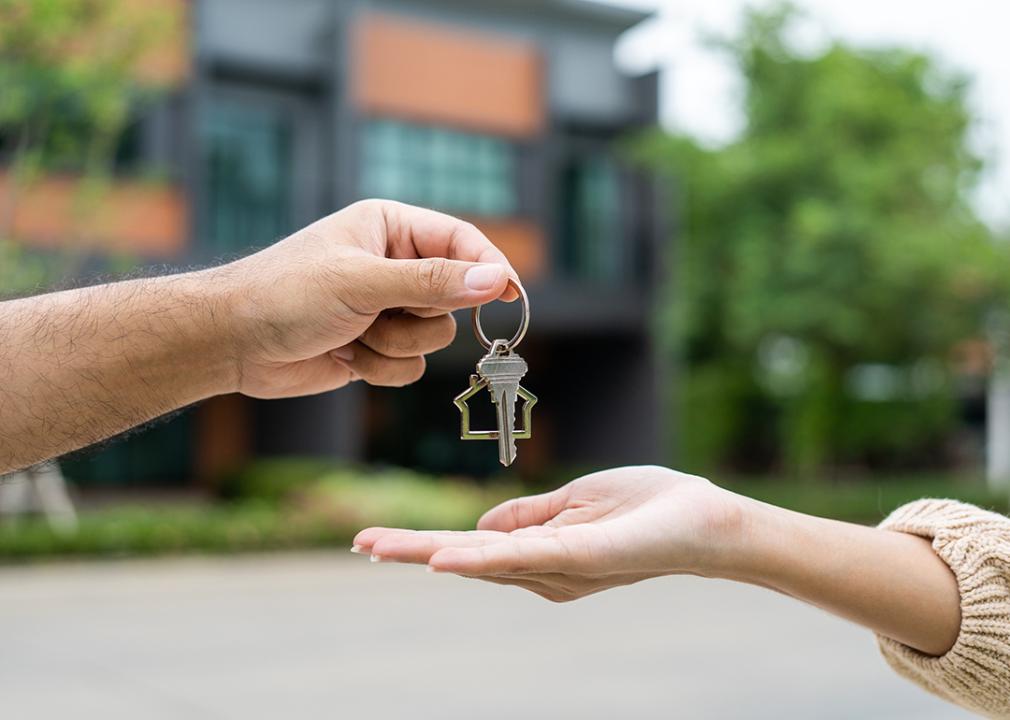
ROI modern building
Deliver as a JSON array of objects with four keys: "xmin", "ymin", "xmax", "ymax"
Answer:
[{"xmin": 9, "ymin": 0, "xmax": 668, "ymax": 485}]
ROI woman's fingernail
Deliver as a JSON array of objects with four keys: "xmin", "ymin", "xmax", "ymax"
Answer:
[
  {"xmin": 370, "ymin": 554, "xmax": 383, "ymax": 563},
  {"xmin": 464, "ymin": 264, "xmax": 505, "ymax": 291},
  {"xmin": 426, "ymin": 565, "xmax": 443, "ymax": 573},
  {"xmin": 331, "ymin": 345, "xmax": 355, "ymax": 362},
  {"xmin": 350, "ymin": 545, "xmax": 363, "ymax": 554}
]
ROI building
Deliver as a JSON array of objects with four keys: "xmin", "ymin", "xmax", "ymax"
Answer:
[{"xmin": 10, "ymin": 0, "xmax": 667, "ymax": 485}]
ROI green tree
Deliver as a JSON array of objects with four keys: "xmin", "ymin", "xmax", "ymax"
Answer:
[
  {"xmin": 0, "ymin": 0, "xmax": 172, "ymax": 294},
  {"xmin": 638, "ymin": 5, "xmax": 1010, "ymax": 476}
]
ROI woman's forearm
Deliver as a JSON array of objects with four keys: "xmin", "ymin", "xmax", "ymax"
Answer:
[
  {"xmin": 358, "ymin": 468, "xmax": 1010, "ymax": 716},
  {"xmin": 716, "ymin": 497, "xmax": 961, "ymax": 656}
]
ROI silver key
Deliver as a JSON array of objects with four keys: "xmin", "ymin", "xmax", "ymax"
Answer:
[
  {"xmin": 477, "ymin": 342, "xmax": 528, "ymax": 467},
  {"xmin": 453, "ymin": 279, "xmax": 537, "ymax": 466}
]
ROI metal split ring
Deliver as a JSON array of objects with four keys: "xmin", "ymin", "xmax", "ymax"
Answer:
[{"xmin": 472, "ymin": 278, "xmax": 529, "ymax": 351}]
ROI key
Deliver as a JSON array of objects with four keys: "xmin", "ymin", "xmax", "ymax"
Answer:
[
  {"xmin": 477, "ymin": 344, "xmax": 528, "ymax": 467},
  {"xmin": 454, "ymin": 280, "xmax": 536, "ymax": 465}
]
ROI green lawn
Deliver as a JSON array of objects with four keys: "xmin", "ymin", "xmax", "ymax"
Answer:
[
  {"xmin": 0, "ymin": 464, "xmax": 519, "ymax": 561},
  {"xmin": 0, "ymin": 463, "xmax": 1004, "ymax": 561},
  {"xmin": 724, "ymin": 473, "xmax": 1007, "ymax": 523}
]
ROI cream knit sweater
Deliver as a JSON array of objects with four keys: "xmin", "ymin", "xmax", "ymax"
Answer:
[{"xmin": 877, "ymin": 499, "xmax": 1010, "ymax": 718}]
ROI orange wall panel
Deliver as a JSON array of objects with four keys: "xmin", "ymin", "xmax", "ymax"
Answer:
[
  {"xmin": 353, "ymin": 13, "xmax": 544, "ymax": 138},
  {"xmin": 469, "ymin": 217, "xmax": 546, "ymax": 280},
  {"xmin": 0, "ymin": 173, "xmax": 188, "ymax": 258}
]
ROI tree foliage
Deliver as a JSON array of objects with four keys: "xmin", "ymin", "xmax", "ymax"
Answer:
[
  {"xmin": 637, "ymin": 5, "xmax": 1010, "ymax": 475},
  {"xmin": 0, "ymin": 0, "xmax": 171, "ymax": 294}
]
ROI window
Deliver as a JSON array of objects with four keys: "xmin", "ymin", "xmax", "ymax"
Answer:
[
  {"xmin": 559, "ymin": 154, "xmax": 625, "ymax": 284},
  {"xmin": 203, "ymin": 102, "xmax": 292, "ymax": 253},
  {"xmin": 360, "ymin": 119, "xmax": 516, "ymax": 216},
  {"xmin": 62, "ymin": 413, "xmax": 193, "ymax": 487}
]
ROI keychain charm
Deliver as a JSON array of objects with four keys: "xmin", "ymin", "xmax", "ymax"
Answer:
[{"xmin": 453, "ymin": 280, "xmax": 537, "ymax": 467}]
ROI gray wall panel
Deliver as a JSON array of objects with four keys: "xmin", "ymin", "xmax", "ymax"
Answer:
[
  {"xmin": 200, "ymin": 0, "xmax": 331, "ymax": 74},
  {"xmin": 548, "ymin": 30, "xmax": 633, "ymax": 122}
]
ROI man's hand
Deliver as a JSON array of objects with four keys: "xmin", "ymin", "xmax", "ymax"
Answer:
[
  {"xmin": 353, "ymin": 466, "xmax": 745, "ymax": 602},
  {"xmin": 0, "ymin": 200, "xmax": 516, "ymax": 472},
  {"xmin": 218, "ymin": 200, "xmax": 517, "ymax": 398},
  {"xmin": 354, "ymin": 465, "xmax": 961, "ymax": 657}
]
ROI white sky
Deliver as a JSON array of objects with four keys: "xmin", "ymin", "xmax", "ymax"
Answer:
[{"xmin": 606, "ymin": 0, "xmax": 1010, "ymax": 230}]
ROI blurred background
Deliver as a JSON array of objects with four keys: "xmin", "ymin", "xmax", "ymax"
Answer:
[{"xmin": 0, "ymin": 0, "xmax": 1005, "ymax": 717}]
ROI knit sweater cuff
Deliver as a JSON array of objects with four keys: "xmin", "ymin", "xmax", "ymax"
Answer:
[{"xmin": 876, "ymin": 499, "xmax": 1010, "ymax": 718}]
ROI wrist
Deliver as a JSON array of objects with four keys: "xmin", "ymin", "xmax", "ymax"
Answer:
[
  {"xmin": 181, "ymin": 265, "xmax": 244, "ymax": 395},
  {"xmin": 694, "ymin": 491, "xmax": 800, "ymax": 584},
  {"xmin": 664, "ymin": 482, "xmax": 773, "ymax": 580},
  {"xmin": 700, "ymin": 492, "xmax": 962, "ymax": 656}
]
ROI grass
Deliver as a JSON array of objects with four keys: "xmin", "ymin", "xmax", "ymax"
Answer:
[
  {"xmin": 0, "ymin": 503, "xmax": 332, "ymax": 559},
  {"xmin": 723, "ymin": 472, "xmax": 1008, "ymax": 522},
  {"xmin": 1, "ymin": 462, "xmax": 1005, "ymax": 561},
  {"xmin": 528, "ymin": 465, "xmax": 1009, "ymax": 522},
  {"xmin": 0, "ymin": 464, "xmax": 519, "ymax": 562}
]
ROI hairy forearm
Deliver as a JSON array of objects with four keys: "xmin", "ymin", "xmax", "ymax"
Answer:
[
  {"xmin": 713, "ymin": 497, "xmax": 961, "ymax": 656},
  {"xmin": 0, "ymin": 269, "xmax": 237, "ymax": 473}
]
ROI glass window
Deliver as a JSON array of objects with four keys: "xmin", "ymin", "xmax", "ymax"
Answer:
[
  {"xmin": 360, "ymin": 119, "xmax": 516, "ymax": 216},
  {"xmin": 560, "ymin": 154, "xmax": 625, "ymax": 284},
  {"xmin": 62, "ymin": 412, "xmax": 193, "ymax": 488},
  {"xmin": 202, "ymin": 102, "xmax": 292, "ymax": 254}
]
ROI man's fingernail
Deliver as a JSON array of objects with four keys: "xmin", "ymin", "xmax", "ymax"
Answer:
[
  {"xmin": 464, "ymin": 264, "xmax": 505, "ymax": 292},
  {"xmin": 350, "ymin": 544, "xmax": 363, "ymax": 554},
  {"xmin": 331, "ymin": 346, "xmax": 354, "ymax": 362}
]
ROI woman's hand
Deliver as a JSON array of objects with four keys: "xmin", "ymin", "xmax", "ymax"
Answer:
[
  {"xmin": 353, "ymin": 466, "xmax": 746, "ymax": 602},
  {"xmin": 356, "ymin": 465, "xmax": 961, "ymax": 658}
]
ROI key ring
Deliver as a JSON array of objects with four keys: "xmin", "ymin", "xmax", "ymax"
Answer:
[{"xmin": 472, "ymin": 279, "xmax": 529, "ymax": 351}]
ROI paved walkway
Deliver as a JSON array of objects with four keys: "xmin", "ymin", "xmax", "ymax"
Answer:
[{"xmin": 0, "ymin": 553, "xmax": 971, "ymax": 719}]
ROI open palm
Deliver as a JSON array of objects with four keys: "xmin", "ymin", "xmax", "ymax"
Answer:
[{"xmin": 353, "ymin": 466, "xmax": 744, "ymax": 602}]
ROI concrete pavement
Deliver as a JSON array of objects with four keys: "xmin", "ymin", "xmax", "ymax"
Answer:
[{"xmin": 0, "ymin": 553, "xmax": 972, "ymax": 719}]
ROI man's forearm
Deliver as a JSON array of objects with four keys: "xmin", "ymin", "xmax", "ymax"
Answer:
[
  {"xmin": 715, "ymin": 497, "xmax": 961, "ymax": 656},
  {"xmin": 0, "ymin": 268, "xmax": 237, "ymax": 473},
  {"xmin": 0, "ymin": 201, "xmax": 520, "ymax": 474}
]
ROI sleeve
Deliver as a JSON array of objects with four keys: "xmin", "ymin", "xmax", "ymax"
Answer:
[{"xmin": 876, "ymin": 499, "xmax": 1010, "ymax": 718}]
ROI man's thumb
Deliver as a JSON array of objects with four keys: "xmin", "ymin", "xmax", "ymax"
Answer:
[{"xmin": 360, "ymin": 257, "xmax": 510, "ymax": 312}]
